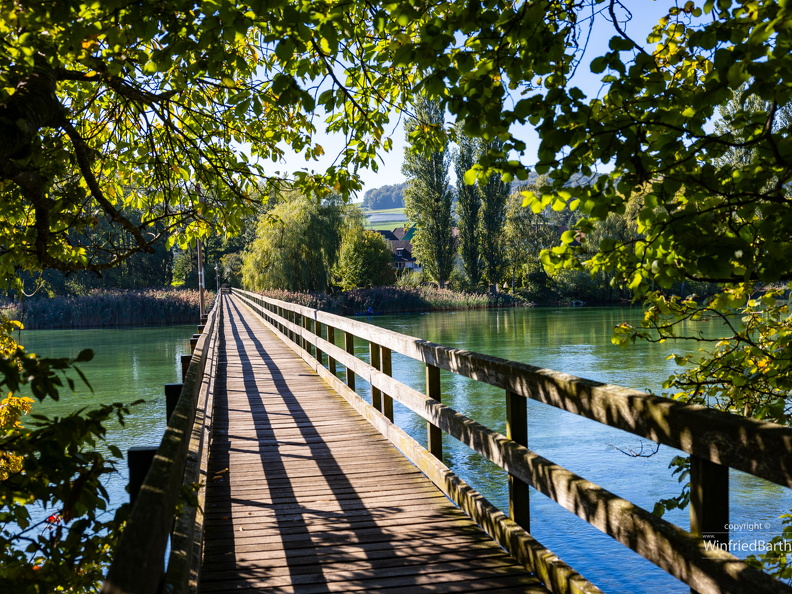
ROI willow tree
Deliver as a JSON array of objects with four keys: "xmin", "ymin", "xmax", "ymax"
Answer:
[
  {"xmin": 402, "ymin": 97, "xmax": 456, "ymax": 289},
  {"xmin": 242, "ymin": 194, "xmax": 344, "ymax": 292}
]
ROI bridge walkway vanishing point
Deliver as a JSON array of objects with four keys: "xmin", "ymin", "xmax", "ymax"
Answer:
[
  {"xmin": 198, "ymin": 295, "xmax": 551, "ymax": 593},
  {"xmin": 103, "ymin": 290, "xmax": 792, "ymax": 594}
]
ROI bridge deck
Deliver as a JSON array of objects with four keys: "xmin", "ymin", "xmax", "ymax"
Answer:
[{"xmin": 198, "ymin": 296, "xmax": 548, "ymax": 593}]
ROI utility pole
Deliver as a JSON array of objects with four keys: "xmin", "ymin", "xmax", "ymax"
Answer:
[{"xmin": 197, "ymin": 239, "xmax": 205, "ymax": 318}]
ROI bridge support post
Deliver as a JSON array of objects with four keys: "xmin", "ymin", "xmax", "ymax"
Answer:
[
  {"xmin": 506, "ymin": 390, "xmax": 530, "ymax": 530},
  {"xmin": 127, "ymin": 446, "xmax": 158, "ymax": 506},
  {"xmin": 370, "ymin": 342, "xmax": 381, "ymax": 411},
  {"xmin": 344, "ymin": 332, "xmax": 355, "ymax": 390},
  {"xmin": 164, "ymin": 383, "xmax": 183, "ymax": 422},
  {"xmin": 380, "ymin": 347, "xmax": 394, "ymax": 422},
  {"xmin": 690, "ymin": 455, "xmax": 729, "ymax": 546},
  {"xmin": 180, "ymin": 354, "xmax": 192, "ymax": 381},
  {"xmin": 328, "ymin": 326, "xmax": 337, "ymax": 375},
  {"xmin": 426, "ymin": 364, "xmax": 442, "ymax": 460}
]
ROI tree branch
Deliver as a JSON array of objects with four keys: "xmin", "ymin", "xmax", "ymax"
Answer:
[{"xmin": 59, "ymin": 119, "xmax": 155, "ymax": 254}]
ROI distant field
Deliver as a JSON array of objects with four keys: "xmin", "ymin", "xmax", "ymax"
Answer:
[
  {"xmin": 363, "ymin": 207, "xmax": 407, "ymax": 230},
  {"xmin": 366, "ymin": 222, "xmax": 407, "ymax": 231},
  {"xmin": 363, "ymin": 207, "xmax": 406, "ymax": 215}
]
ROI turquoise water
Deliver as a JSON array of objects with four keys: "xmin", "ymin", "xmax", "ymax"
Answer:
[
  {"xmin": 346, "ymin": 307, "xmax": 792, "ymax": 593},
  {"xmin": 14, "ymin": 309, "xmax": 791, "ymax": 592},
  {"xmin": 16, "ymin": 325, "xmax": 196, "ymax": 504}
]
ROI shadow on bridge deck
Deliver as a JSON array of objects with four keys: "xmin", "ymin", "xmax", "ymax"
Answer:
[{"xmin": 198, "ymin": 295, "xmax": 548, "ymax": 593}]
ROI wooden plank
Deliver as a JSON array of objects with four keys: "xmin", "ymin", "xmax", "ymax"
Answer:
[
  {"xmin": 202, "ymin": 568, "xmax": 547, "ymax": 594},
  {"xmin": 199, "ymin": 297, "xmax": 552, "ymax": 594}
]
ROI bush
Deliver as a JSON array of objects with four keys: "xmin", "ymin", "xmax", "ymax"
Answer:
[
  {"xmin": 255, "ymin": 285, "xmax": 529, "ymax": 315},
  {"xmin": 0, "ymin": 289, "xmax": 214, "ymax": 329}
]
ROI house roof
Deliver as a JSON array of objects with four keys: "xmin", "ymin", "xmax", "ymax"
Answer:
[
  {"xmin": 389, "ymin": 240, "xmax": 413, "ymax": 253},
  {"xmin": 392, "ymin": 227, "xmax": 415, "ymax": 241},
  {"xmin": 375, "ymin": 229, "xmax": 398, "ymax": 241}
]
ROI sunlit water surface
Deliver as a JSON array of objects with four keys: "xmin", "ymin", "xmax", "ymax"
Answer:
[
  {"xmin": 17, "ymin": 309, "xmax": 791, "ymax": 592},
  {"xmin": 346, "ymin": 306, "xmax": 791, "ymax": 593}
]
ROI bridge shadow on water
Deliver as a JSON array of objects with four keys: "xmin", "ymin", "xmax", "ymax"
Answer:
[{"xmin": 200, "ymin": 297, "xmax": 439, "ymax": 592}]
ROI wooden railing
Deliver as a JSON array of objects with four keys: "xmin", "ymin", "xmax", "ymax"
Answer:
[
  {"xmin": 232, "ymin": 288, "xmax": 792, "ymax": 594},
  {"xmin": 101, "ymin": 295, "xmax": 223, "ymax": 594}
]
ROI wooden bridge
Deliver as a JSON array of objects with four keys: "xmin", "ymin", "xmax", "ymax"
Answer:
[{"xmin": 102, "ymin": 290, "xmax": 792, "ymax": 594}]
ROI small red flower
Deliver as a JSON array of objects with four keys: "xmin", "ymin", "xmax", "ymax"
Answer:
[{"xmin": 46, "ymin": 514, "xmax": 61, "ymax": 525}]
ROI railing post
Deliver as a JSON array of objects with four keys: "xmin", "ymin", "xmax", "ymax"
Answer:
[
  {"xmin": 690, "ymin": 455, "xmax": 729, "ymax": 546},
  {"xmin": 305, "ymin": 316, "xmax": 313, "ymax": 357},
  {"xmin": 298, "ymin": 312, "xmax": 306, "ymax": 353},
  {"xmin": 344, "ymin": 331, "xmax": 355, "ymax": 390},
  {"xmin": 426, "ymin": 364, "xmax": 442, "ymax": 460},
  {"xmin": 506, "ymin": 390, "xmax": 530, "ymax": 530},
  {"xmin": 328, "ymin": 326, "xmax": 337, "ymax": 375},
  {"xmin": 380, "ymin": 346, "xmax": 394, "ymax": 422},
  {"xmin": 315, "ymin": 320, "xmax": 325, "ymax": 366},
  {"xmin": 370, "ymin": 341, "xmax": 381, "ymax": 411}
]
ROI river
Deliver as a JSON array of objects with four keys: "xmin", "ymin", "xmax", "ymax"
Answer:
[
  {"xmin": 351, "ymin": 306, "xmax": 792, "ymax": 593},
  {"xmin": 15, "ymin": 308, "xmax": 791, "ymax": 592},
  {"xmin": 17, "ymin": 325, "xmax": 196, "ymax": 508}
]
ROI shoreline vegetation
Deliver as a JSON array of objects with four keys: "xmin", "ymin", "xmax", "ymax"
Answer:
[
  {"xmin": 254, "ymin": 286, "xmax": 533, "ymax": 315},
  {"xmin": 0, "ymin": 289, "xmax": 215, "ymax": 330},
  {"xmin": 2, "ymin": 285, "xmax": 627, "ymax": 330}
]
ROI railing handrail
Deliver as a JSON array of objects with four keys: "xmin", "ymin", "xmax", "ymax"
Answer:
[
  {"xmin": 102, "ymin": 295, "xmax": 223, "ymax": 594},
  {"xmin": 232, "ymin": 289, "xmax": 792, "ymax": 488},
  {"xmin": 232, "ymin": 288, "xmax": 792, "ymax": 594}
]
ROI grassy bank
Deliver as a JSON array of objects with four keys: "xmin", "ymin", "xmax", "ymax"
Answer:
[
  {"xmin": 1, "ymin": 289, "xmax": 215, "ymax": 329},
  {"xmin": 255, "ymin": 286, "xmax": 529, "ymax": 315}
]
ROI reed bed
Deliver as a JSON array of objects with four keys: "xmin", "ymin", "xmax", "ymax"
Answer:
[
  {"xmin": 0, "ymin": 289, "xmax": 214, "ymax": 329},
  {"xmin": 256, "ymin": 286, "xmax": 528, "ymax": 315}
]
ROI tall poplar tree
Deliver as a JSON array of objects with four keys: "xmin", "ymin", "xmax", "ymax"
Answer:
[
  {"xmin": 455, "ymin": 129, "xmax": 482, "ymax": 287},
  {"xmin": 478, "ymin": 139, "xmax": 510, "ymax": 293},
  {"xmin": 402, "ymin": 97, "xmax": 456, "ymax": 289}
]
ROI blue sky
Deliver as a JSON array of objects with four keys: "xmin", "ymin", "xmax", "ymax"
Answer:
[{"xmin": 268, "ymin": 1, "xmax": 695, "ymax": 199}]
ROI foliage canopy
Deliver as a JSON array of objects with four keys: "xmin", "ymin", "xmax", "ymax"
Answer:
[{"xmin": 4, "ymin": 0, "xmax": 792, "ymax": 587}]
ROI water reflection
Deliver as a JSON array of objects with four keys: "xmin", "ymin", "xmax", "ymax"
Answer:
[
  {"xmin": 358, "ymin": 306, "xmax": 791, "ymax": 594},
  {"xmin": 17, "ymin": 325, "xmax": 196, "ymax": 506}
]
